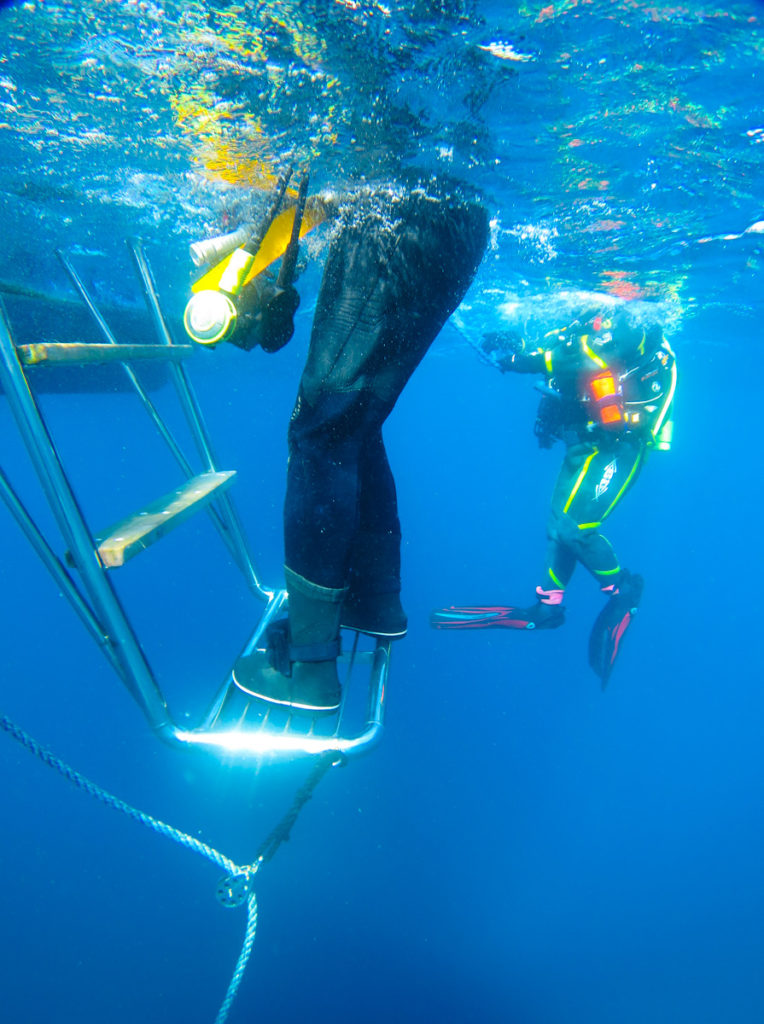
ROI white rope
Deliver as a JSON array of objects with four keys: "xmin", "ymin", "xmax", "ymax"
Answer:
[
  {"xmin": 1, "ymin": 713, "xmax": 257, "ymax": 1024},
  {"xmin": 215, "ymin": 891, "xmax": 259, "ymax": 1024}
]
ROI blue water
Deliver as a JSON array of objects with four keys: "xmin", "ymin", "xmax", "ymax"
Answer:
[{"xmin": 1, "ymin": 2, "xmax": 763, "ymax": 1022}]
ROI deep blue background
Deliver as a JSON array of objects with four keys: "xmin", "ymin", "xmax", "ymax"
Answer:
[
  {"xmin": 2, "ymin": 282, "xmax": 764, "ymax": 1023},
  {"xmin": 1, "ymin": 0, "xmax": 763, "ymax": 1020}
]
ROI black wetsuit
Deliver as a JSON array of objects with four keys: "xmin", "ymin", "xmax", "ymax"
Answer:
[{"xmin": 284, "ymin": 187, "xmax": 489, "ymax": 591}]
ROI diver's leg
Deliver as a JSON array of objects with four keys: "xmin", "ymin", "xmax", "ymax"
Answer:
[
  {"xmin": 559, "ymin": 437, "xmax": 645, "ymax": 590},
  {"xmin": 283, "ymin": 388, "xmax": 374, "ymax": 588},
  {"xmin": 300, "ymin": 189, "xmax": 489, "ymax": 409},
  {"xmin": 525, "ymin": 443, "xmax": 602, "ymax": 623},
  {"xmin": 342, "ymin": 428, "xmax": 408, "ymax": 638},
  {"xmin": 432, "ymin": 440, "xmax": 644, "ymax": 640},
  {"xmin": 234, "ymin": 388, "xmax": 373, "ymax": 713},
  {"xmin": 557, "ymin": 438, "xmax": 647, "ymax": 685},
  {"xmin": 247, "ymin": 192, "xmax": 487, "ymax": 706},
  {"xmin": 540, "ymin": 528, "xmax": 577, "ymax": 601},
  {"xmin": 296, "ymin": 190, "xmax": 487, "ymax": 634}
]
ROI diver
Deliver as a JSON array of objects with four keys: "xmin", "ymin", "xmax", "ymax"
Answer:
[
  {"xmin": 431, "ymin": 308, "xmax": 677, "ymax": 686},
  {"xmin": 185, "ymin": 174, "xmax": 489, "ymax": 712}
]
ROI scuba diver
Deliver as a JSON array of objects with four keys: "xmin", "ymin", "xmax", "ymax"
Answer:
[
  {"xmin": 184, "ymin": 171, "xmax": 489, "ymax": 712},
  {"xmin": 430, "ymin": 308, "xmax": 677, "ymax": 686}
]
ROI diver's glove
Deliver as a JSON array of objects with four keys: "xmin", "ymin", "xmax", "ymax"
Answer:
[
  {"xmin": 508, "ymin": 348, "xmax": 547, "ymax": 374},
  {"xmin": 482, "ymin": 330, "xmax": 536, "ymax": 373},
  {"xmin": 257, "ymin": 282, "xmax": 300, "ymax": 354},
  {"xmin": 231, "ymin": 281, "xmax": 300, "ymax": 353}
]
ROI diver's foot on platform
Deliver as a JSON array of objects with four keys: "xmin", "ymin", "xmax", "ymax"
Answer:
[{"xmin": 233, "ymin": 651, "xmax": 341, "ymax": 714}]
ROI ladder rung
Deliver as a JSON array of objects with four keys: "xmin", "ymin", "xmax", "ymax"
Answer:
[
  {"xmin": 16, "ymin": 342, "xmax": 194, "ymax": 366},
  {"xmin": 89, "ymin": 471, "xmax": 236, "ymax": 568}
]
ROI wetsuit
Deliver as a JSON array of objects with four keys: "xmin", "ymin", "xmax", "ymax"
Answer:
[
  {"xmin": 429, "ymin": 309, "xmax": 675, "ymax": 683},
  {"xmin": 511, "ymin": 313, "xmax": 677, "ymax": 597},
  {"xmin": 202, "ymin": 182, "xmax": 488, "ymax": 712},
  {"xmin": 285, "ymin": 187, "xmax": 489, "ymax": 596}
]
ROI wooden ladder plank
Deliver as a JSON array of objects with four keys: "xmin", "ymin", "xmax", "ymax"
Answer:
[
  {"xmin": 16, "ymin": 342, "xmax": 194, "ymax": 366},
  {"xmin": 93, "ymin": 471, "xmax": 236, "ymax": 568}
]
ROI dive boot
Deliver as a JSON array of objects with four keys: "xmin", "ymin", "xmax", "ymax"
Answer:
[
  {"xmin": 341, "ymin": 530, "xmax": 408, "ymax": 639},
  {"xmin": 233, "ymin": 568, "xmax": 345, "ymax": 714},
  {"xmin": 341, "ymin": 591, "xmax": 407, "ymax": 639}
]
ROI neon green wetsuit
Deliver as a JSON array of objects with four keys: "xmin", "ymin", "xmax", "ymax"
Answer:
[{"xmin": 509, "ymin": 311, "xmax": 677, "ymax": 597}]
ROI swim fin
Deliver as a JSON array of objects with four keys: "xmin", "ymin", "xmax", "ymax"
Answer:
[
  {"xmin": 588, "ymin": 571, "xmax": 644, "ymax": 688},
  {"xmin": 430, "ymin": 603, "xmax": 565, "ymax": 631}
]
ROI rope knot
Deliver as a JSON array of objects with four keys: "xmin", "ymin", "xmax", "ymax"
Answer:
[{"xmin": 216, "ymin": 870, "xmax": 254, "ymax": 909}]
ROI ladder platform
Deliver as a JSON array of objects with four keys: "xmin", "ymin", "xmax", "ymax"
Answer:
[
  {"xmin": 16, "ymin": 342, "xmax": 194, "ymax": 366},
  {"xmin": 171, "ymin": 593, "xmax": 390, "ymax": 760},
  {"xmin": 86, "ymin": 471, "xmax": 236, "ymax": 568}
]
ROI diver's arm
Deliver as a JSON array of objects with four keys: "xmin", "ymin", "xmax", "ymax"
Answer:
[
  {"xmin": 482, "ymin": 329, "xmax": 549, "ymax": 374},
  {"xmin": 507, "ymin": 348, "xmax": 549, "ymax": 374}
]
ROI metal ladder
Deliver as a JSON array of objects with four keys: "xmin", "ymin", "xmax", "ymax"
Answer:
[{"xmin": 0, "ymin": 239, "xmax": 388, "ymax": 761}]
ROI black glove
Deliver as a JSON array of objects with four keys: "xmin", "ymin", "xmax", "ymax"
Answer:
[
  {"xmin": 482, "ymin": 329, "xmax": 547, "ymax": 373},
  {"xmin": 482, "ymin": 329, "xmax": 524, "ymax": 370},
  {"xmin": 257, "ymin": 283, "xmax": 300, "ymax": 353},
  {"xmin": 230, "ymin": 282, "xmax": 300, "ymax": 353},
  {"xmin": 509, "ymin": 349, "xmax": 547, "ymax": 374}
]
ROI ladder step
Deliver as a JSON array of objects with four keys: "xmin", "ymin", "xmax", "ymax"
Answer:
[
  {"xmin": 91, "ymin": 471, "xmax": 236, "ymax": 568},
  {"xmin": 16, "ymin": 342, "xmax": 194, "ymax": 366}
]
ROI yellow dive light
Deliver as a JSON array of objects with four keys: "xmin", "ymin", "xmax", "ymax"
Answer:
[
  {"xmin": 183, "ymin": 289, "xmax": 237, "ymax": 346},
  {"xmin": 183, "ymin": 169, "xmax": 324, "ymax": 349}
]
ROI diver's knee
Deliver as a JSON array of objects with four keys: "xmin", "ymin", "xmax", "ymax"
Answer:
[
  {"xmin": 547, "ymin": 512, "xmax": 579, "ymax": 548},
  {"xmin": 555, "ymin": 513, "xmax": 602, "ymax": 558}
]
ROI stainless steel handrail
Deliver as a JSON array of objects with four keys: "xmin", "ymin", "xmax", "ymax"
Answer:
[
  {"xmin": 0, "ymin": 462, "xmax": 122, "ymax": 675},
  {"xmin": 127, "ymin": 238, "xmax": 270, "ymax": 603},
  {"xmin": 0, "ymin": 300, "xmax": 172, "ymax": 730},
  {"xmin": 0, "ymin": 256, "xmax": 389, "ymax": 763}
]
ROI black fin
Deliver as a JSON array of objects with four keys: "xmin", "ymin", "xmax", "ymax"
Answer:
[
  {"xmin": 431, "ymin": 603, "xmax": 564, "ymax": 631},
  {"xmin": 588, "ymin": 572, "xmax": 644, "ymax": 688}
]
